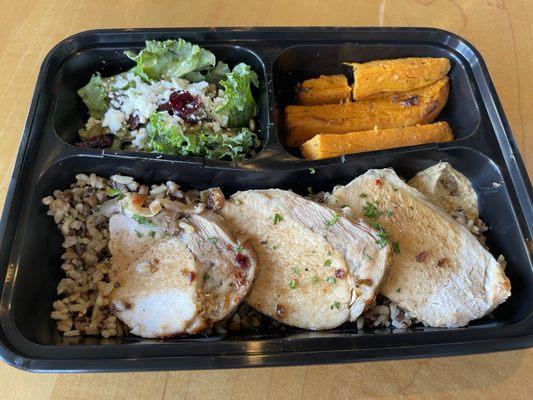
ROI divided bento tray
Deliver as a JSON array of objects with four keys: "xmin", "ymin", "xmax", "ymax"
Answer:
[{"xmin": 1, "ymin": 27, "xmax": 532, "ymax": 372}]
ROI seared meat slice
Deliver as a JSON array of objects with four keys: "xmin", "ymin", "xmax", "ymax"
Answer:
[
  {"xmin": 219, "ymin": 189, "xmax": 390, "ymax": 330},
  {"xmin": 177, "ymin": 212, "xmax": 257, "ymax": 328},
  {"xmin": 408, "ymin": 162, "xmax": 479, "ymax": 221},
  {"xmin": 110, "ymin": 237, "xmax": 203, "ymax": 338},
  {"xmin": 329, "ymin": 168, "xmax": 511, "ymax": 327},
  {"xmin": 108, "ymin": 214, "xmax": 164, "ymax": 273},
  {"xmin": 108, "ymin": 212, "xmax": 257, "ymax": 337}
]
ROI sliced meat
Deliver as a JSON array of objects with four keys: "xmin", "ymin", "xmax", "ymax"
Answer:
[
  {"xmin": 110, "ymin": 237, "xmax": 203, "ymax": 338},
  {"xmin": 108, "ymin": 211, "xmax": 257, "ymax": 337},
  {"xmin": 329, "ymin": 168, "xmax": 511, "ymax": 327},
  {"xmin": 219, "ymin": 189, "xmax": 391, "ymax": 330},
  {"xmin": 108, "ymin": 213, "xmax": 164, "ymax": 273},
  {"xmin": 177, "ymin": 212, "xmax": 257, "ymax": 325},
  {"xmin": 408, "ymin": 162, "xmax": 479, "ymax": 220}
]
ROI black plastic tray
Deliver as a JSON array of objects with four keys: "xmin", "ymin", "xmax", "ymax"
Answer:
[{"xmin": 1, "ymin": 27, "xmax": 532, "ymax": 372}]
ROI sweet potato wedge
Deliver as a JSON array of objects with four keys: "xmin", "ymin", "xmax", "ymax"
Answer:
[
  {"xmin": 345, "ymin": 57, "xmax": 450, "ymax": 100},
  {"xmin": 300, "ymin": 121, "xmax": 453, "ymax": 160},
  {"xmin": 285, "ymin": 77, "xmax": 449, "ymax": 147},
  {"xmin": 296, "ymin": 74, "xmax": 351, "ymax": 105}
]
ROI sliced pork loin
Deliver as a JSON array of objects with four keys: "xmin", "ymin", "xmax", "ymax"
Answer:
[
  {"xmin": 219, "ymin": 189, "xmax": 391, "ymax": 330},
  {"xmin": 108, "ymin": 211, "xmax": 257, "ymax": 338},
  {"xmin": 329, "ymin": 168, "xmax": 511, "ymax": 328}
]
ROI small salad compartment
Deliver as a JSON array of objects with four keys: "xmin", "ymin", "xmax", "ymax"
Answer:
[
  {"xmin": 53, "ymin": 38, "xmax": 270, "ymax": 161},
  {"xmin": 0, "ymin": 28, "xmax": 532, "ymax": 372}
]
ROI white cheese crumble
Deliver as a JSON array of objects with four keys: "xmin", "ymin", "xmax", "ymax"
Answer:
[{"xmin": 102, "ymin": 109, "xmax": 125, "ymax": 132}]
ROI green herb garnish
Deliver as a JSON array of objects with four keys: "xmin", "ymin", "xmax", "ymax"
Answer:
[
  {"xmin": 330, "ymin": 301, "xmax": 340, "ymax": 310},
  {"xmin": 273, "ymin": 213, "xmax": 283, "ymax": 225},
  {"xmin": 289, "ymin": 280, "xmax": 296, "ymax": 289},
  {"xmin": 273, "ymin": 244, "xmax": 279, "ymax": 250},
  {"xmin": 132, "ymin": 214, "xmax": 154, "ymax": 226},
  {"xmin": 203, "ymin": 273, "xmax": 210, "ymax": 281},
  {"xmin": 396, "ymin": 288, "xmax": 401, "ymax": 293},
  {"xmin": 363, "ymin": 202, "xmax": 381, "ymax": 220},
  {"xmin": 312, "ymin": 276, "xmax": 321, "ymax": 284},
  {"xmin": 324, "ymin": 259, "xmax": 332, "ymax": 266},
  {"xmin": 106, "ymin": 187, "xmax": 121, "ymax": 197},
  {"xmin": 208, "ymin": 237, "xmax": 218, "ymax": 246},
  {"xmin": 148, "ymin": 230, "xmax": 156, "ymax": 238},
  {"xmin": 324, "ymin": 212, "xmax": 339, "ymax": 228},
  {"xmin": 392, "ymin": 241, "xmax": 401, "ymax": 254},
  {"xmin": 363, "ymin": 251, "xmax": 373, "ymax": 261},
  {"xmin": 292, "ymin": 267, "xmax": 300, "ymax": 275},
  {"xmin": 236, "ymin": 243, "xmax": 245, "ymax": 253},
  {"xmin": 309, "ymin": 168, "xmax": 316, "ymax": 174},
  {"xmin": 372, "ymin": 223, "xmax": 390, "ymax": 249},
  {"xmin": 359, "ymin": 193, "xmax": 367, "ymax": 198},
  {"xmin": 326, "ymin": 277, "xmax": 336, "ymax": 284},
  {"xmin": 135, "ymin": 230, "xmax": 143, "ymax": 238}
]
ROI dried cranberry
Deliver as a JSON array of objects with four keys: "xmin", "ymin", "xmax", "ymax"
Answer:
[
  {"xmin": 235, "ymin": 252, "xmax": 250, "ymax": 269},
  {"xmin": 156, "ymin": 102, "xmax": 174, "ymax": 114},
  {"xmin": 159, "ymin": 90, "xmax": 201, "ymax": 120},
  {"xmin": 127, "ymin": 114, "xmax": 140, "ymax": 130},
  {"xmin": 77, "ymin": 135, "xmax": 113, "ymax": 149}
]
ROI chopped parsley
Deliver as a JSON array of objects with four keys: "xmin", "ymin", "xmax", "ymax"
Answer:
[
  {"xmin": 203, "ymin": 273, "xmax": 210, "ymax": 281},
  {"xmin": 292, "ymin": 267, "xmax": 300, "ymax": 275},
  {"xmin": 363, "ymin": 251, "xmax": 373, "ymax": 261},
  {"xmin": 148, "ymin": 230, "xmax": 156, "ymax": 238},
  {"xmin": 132, "ymin": 214, "xmax": 154, "ymax": 226},
  {"xmin": 373, "ymin": 223, "xmax": 390, "ymax": 249},
  {"xmin": 208, "ymin": 237, "xmax": 218, "ymax": 246},
  {"xmin": 106, "ymin": 187, "xmax": 121, "ymax": 197},
  {"xmin": 392, "ymin": 241, "xmax": 401, "ymax": 254},
  {"xmin": 289, "ymin": 280, "xmax": 296, "ymax": 289},
  {"xmin": 134, "ymin": 230, "xmax": 143, "ymax": 238},
  {"xmin": 385, "ymin": 209, "xmax": 394, "ymax": 217},
  {"xmin": 363, "ymin": 202, "xmax": 381, "ymax": 220},
  {"xmin": 359, "ymin": 193, "xmax": 367, "ymax": 198},
  {"xmin": 326, "ymin": 277, "xmax": 336, "ymax": 284},
  {"xmin": 324, "ymin": 259, "xmax": 332, "ymax": 266},
  {"xmin": 312, "ymin": 276, "xmax": 321, "ymax": 284},
  {"xmin": 340, "ymin": 204, "xmax": 349, "ymax": 208},
  {"xmin": 272, "ymin": 244, "xmax": 279, "ymax": 250},
  {"xmin": 396, "ymin": 288, "xmax": 401, "ymax": 293},
  {"xmin": 324, "ymin": 212, "xmax": 339, "ymax": 228},
  {"xmin": 330, "ymin": 301, "xmax": 340, "ymax": 310},
  {"xmin": 235, "ymin": 243, "xmax": 245, "ymax": 253},
  {"xmin": 273, "ymin": 213, "xmax": 283, "ymax": 225},
  {"xmin": 308, "ymin": 167, "xmax": 316, "ymax": 174}
]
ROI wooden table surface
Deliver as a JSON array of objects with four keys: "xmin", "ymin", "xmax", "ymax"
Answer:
[{"xmin": 0, "ymin": 0, "xmax": 532, "ymax": 399}]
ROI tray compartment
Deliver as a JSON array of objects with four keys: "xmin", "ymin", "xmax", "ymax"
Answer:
[
  {"xmin": 2, "ymin": 147, "xmax": 531, "ymax": 356},
  {"xmin": 273, "ymin": 43, "xmax": 481, "ymax": 157},
  {"xmin": 53, "ymin": 43, "xmax": 270, "ymax": 156}
]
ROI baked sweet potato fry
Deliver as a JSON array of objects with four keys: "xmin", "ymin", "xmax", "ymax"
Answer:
[
  {"xmin": 300, "ymin": 121, "xmax": 453, "ymax": 160},
  {"xmin": 296, "ymin": 74, "xmax": 351, "ymax": 105},
  {"xmin": 345, "ymin": 57, "xmax": 450, "ymax": 100},
  {"xmin": 285, "ymin": 77, "xmax": 449, "ymax": 147}
]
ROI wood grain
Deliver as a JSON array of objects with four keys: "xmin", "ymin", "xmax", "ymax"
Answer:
[{"xmin": 0, "ymin": 0, "xmax": 532, "ymax": 399}]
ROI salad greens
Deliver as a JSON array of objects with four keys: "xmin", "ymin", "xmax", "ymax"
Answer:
[
  {"xmin": 77, "ymin": 39, "xmax": 260, "ymax": 161},
  {"xmin": 215, "ymin": 63, "xmax": 259, "ymax": 127},
  {"xmin": 124, "ymin": 39, "xmax": 216, "ymax": 82}
]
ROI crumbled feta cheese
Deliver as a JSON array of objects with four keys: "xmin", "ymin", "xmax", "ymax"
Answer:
[
  {"xmin": 132, "ymin": 128, "xmax": 148, "ymax": 149},
  {"xmin": 102, "ymin": 109, "xmax": 125, "ymax": 132}
]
